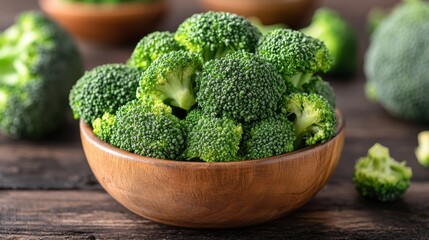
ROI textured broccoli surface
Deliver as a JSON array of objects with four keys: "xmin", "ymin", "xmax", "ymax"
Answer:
[
  {"xmin": 69, "ymin": 64, "xmax": 140, "ymax": 124},
  {"xmin": 0, "ymin": 11, "xmax": 83, "ymax": 138},
  {"xmin": 353, "ymin": 143, "xmax": 412, "ymax": 202},
  {"xmin": 416, "ymin": 131, "xmax": 429, "ymax": 168},
  {"xmin": 301, "ymin": 76, "xmax": 336, "ymax": 107},
  {"xmin": 92, "ymin": 112, "xmax": 115, "ymax": 143},
  {"xmin": 128, "ymin": 31, "xmax": 183, "ymax": 71},
  {"xmin": 175, "ymin": 11, "xmax": 261, "ymax": 62},
  {"xmin": 197, "ymin": 51, "xmax": 286, "ymax": 122},
  {"xmin": 282, "ymin": 93, "xmax": 336, "ymax": 148},
  {"xmin": 110, "ymin": 98, "xmax": 186, "ymax": 159},
  {"xmin": 241, "ymin": 114, "xmax": 295, "ymax": 160},
  {"xmin": 365, "ymin": 1, "xmax": 429, "ymax": 122},
  {"xmin": 257, "ymin": 29, "xmax": 332, "ymax": 89}
]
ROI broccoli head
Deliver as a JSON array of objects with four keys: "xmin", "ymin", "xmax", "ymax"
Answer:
[
  {"xmin": 0, "ymin": 11, "xmax": 83, "ymax": 138},
  {"xmin": 92, "ymin": 112, "xmax": 115, "ymax": 143},
  {"xmin": 301, "ymin": 76, "xmax": 336, "ymax": 107},
  {"xmin": 127, "ymin": 31, "xmax": 183, "ymax": 71},
  {"xmin": 365, "ymin": 0, "xmax": 429, "ymax": 122},
  {"xmin": 415, "ymin": 131, "xmax": 429, "ymax": 168},
  {"xmin": 175, "ymin": 11, "xmax": 261, "ymax": 62},
  {"xmin": 282, "ymin": 93, "xmax": 336, "ymax": 148},
  {"xmin": 353, "ymin": 143, "xmax": 412, "ymax": 202},
  {"xmin": 69, "ymin": 64, "xmax": 140, "ymax": 124},
  {"xmin": 110, "ymin": 98, "xmax": 186, "ymax": 159},
  {"xmin": 197, "ymin": 51, "xmax": 287, "ymax": 122},
  {"xmin": 257, "ymin": 29, "xmax": 332, "ymax": 88}
]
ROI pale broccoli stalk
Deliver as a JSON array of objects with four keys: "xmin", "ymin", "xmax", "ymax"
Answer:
[{"xmin": 415, "ymin": 131, "xmax": 429, "ymax": 167}]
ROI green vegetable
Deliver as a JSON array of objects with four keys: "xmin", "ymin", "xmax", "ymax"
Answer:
[
  {"xmin": 301, "ymin": 76, "xmax": 336, "ymax": 107},
  {"xmin": 248, "ymin": 17, "xmax": 287, "ymax": 35},
  {"xmin": 415, "ymin": 131, "xmax": 429, "ymax": 168},
  {"xmin": 282, "ymin": 93, "xmax": 336, "ymax": 148},
  {"xmin": 110, "ymin": 98, "xmax": 186, "ymax": 159},
  {"xmin": 92, "ymin": 112, "xmax": 115, "ymax": 142},
  {"xmin": 0, "ymin": 12, "xmax": 83, "ymax": 138},
  {"xmin": 301, "ymin": 8, "xmax": 358, "ymax": 76},
  {"xmin": 257, "ymin": 29, "xmax": 332, "ymax": 89},
  {"xmin": 365, "ymin": 0, "xmax": 429, "ymax": 122},
  {"xmin": 175, "ymin": 11, "xmax": 261, "ymax": 62},
  {"xmin": 136, "ymin": 50, "xmax": 201, "ymax": 111},
  {"xmin": 69, "ymin": 64, "xmax": 140, "ymax": 124},
  {"xmin": 128, "ymin": 31, "xmax": 183, "ymax": 71},
  {"xmin": 197, "ymin": 51, "xmax": 286, "ymax": 122},
  {"xmin": 353, "ymin": 143, "xmax": 412, "ymax": 202}
]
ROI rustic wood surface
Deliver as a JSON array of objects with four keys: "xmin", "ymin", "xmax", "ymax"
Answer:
[{"xmin": 1, "ymin": 0, "xmax": 428, "ymax": 239}]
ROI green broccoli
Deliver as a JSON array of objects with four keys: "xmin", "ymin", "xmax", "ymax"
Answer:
[
  {"xmin": 365, "ymin": 0, "xmax": 429, "ymax": 122},
  {"xmin": 175, "ymin": 11, "xmax": 261, "ymax": 62},
  {"xmin": 69, "ymin": 64, "xmax": 140, "ymax": 124},
  {"xmin": 257, "ymin": 29, "xmax": 332, "ymax": 89},
  {"xmin": 136, "ymin": 50, "xmax": 201, "ymax": 111},
  {"xmin": 92, "ymin": 112, "xmax": 115, "ymax": 143},
  {"xmin": 353, "ymin": 143, "xmax": 412, "ymax": 202},
  {"xmin": 128, "ymin": 31, "xmax": 183, "ymax": 71},
  {"xmin": 248, "ymin": 17, "xmax": 287, "ymax": 35},
  {"xmin": 197, "ymin": 51, "xmax": 286, "ymax": 122},
  {"xmin": 415, "ymin": 131, "xmax": 429, "ymax": 168},
  {"xmin": 282, "ymin": 93, "xmax": 336, "ymax": 148},
  {"xmin": 183, "ymin": 109, "xmax": 242, "ymax": 162},
  {"xmin": 110, "ymin": 98, "xmax": 186, "ymax": 159},
  {"xmin": 0, "ymin": 12, "xmax": 83, "ymax": 138},
  {"xmin": 301, "ymin": 8, "xmax": 358, "ymax": 76},
  {"xmin": 301, "ymin": 76, "xmax": 336, "ymax": 107},
  {"xmin": 241, "ymin": 114, "xmax": 295, "ymax": 160}
]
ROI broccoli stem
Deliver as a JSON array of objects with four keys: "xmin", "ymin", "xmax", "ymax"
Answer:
[
  {"xmin": 289, "ymin": 72, "xmax": 313, "ymax": 88},
  {"xmin": 293, "ymin": 106, "xmax": 319, "ymax": 147}
]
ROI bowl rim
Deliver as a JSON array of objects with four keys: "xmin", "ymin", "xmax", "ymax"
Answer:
[{"xmin": 80, "ymin": 109, "xmax": 344, "ymax": 167}]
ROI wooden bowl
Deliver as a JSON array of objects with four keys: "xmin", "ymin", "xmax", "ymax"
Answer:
[
  {"xmin": 38, "ymin": 0, "xmax": 167, "ymax": 44},
  {"xmin": 200, "ymin": 0, "xmax": 318, "ymax": 27},
  {"xmin": 80, "ymin": 110, "xmax": 345, "ymax": 228}
]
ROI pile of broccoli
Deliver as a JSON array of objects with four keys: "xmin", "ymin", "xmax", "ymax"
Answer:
[{"xmin": 69, "ymin": 11, "xmax": 337, "ymax": 162}]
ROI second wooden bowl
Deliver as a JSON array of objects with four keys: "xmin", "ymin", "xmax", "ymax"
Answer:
[{"xmin": 80, "ymin": 111, "xmax": 345, "ymax": 228}]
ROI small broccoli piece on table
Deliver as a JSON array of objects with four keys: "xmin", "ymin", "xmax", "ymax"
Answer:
[
  {"xmin": 301, "ymin": 76, "xmax": 336, "ymax": 107},
  {"xmin": 0, "ymin": 11, "xmax": 83, "ymax": 138},
  {"xmin": 197, "ymin": 51, "xmax": 287, "ymax": 123},
  {"xmin": 282, "ymin": 93, "xmax": 336, "ymax": 148},
  {"xmin": 353, "ymin": 143, "xmax": 412, "ymax": 202},
  {"xmin": 137, "ymin": 50, "xmax": 201, "ymax": 111},
  {"xmin": 257, "ymin": 29, "xmax": 332, "ymax": 89},
  {"xmin": 183, "ymin": 109, "xmax": 242, "ymax": 162},
  {"xmin": 110, "ymin": 98, "xmax": 186, "ymax": 160},
  {"xmin": 241, "ymin": 114, "xmax": 295, "ymax": 160},
  {"xmin": 416, "ymin": 131, "xmax": 429, "ymax": 168},
  {"xmin": 69, "ymin": 64, "xmax": 140, "ymax": 124},
  {"xmin": 175, "ymin": 11, "xmax": 261, "ymax": 62},
  {"xmin": 301, "ymin": 8, "xmax": 358, "ymax": 76},
  {"xmin": 92, "ymin": 112, "xmax": 115, "ymax": 143},
  {"xmin": 128, "ymin": 31, "xmax": 183, "ymax": 71}
]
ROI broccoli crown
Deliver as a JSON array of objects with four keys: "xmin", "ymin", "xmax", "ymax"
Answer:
[
  {"xmin": 183, "ymin": 109, "xmax": 242, "ymax": 162},
  {"xmin": 301, "ymin": 8, "xmax": 358, "ymax": 76},
  {"xmin": 257, "ymin": 29, "xmax": 332, "ymax": 88},
  {"xmin": 92, "ymin": 112, "xmax": 115, "ymax": 143},
  {"xmin": 241, "ymin": 114, "xmax": 295, "ymax": 160},
  {"xmin": 137, "ymin": 50, "xmax": 201, "ymax": 111},
  {"xmin": 353, "ymin": 143, "xmax": 412, "ymax": 202},
  {"xmin": 110, "ymin": 98, "xmax": 186, "ymax": 159},
  {"xmin": 197, "ymin": 51, "xmax": 287, "ymax": 122},
  {"xmin": 301, "ymin": 76, "xmax": 336, "ymax": 107},
  {"xmin": 415, "ymin": 131, "xmax": 429, "ymax": 168},
  {"xmin": 282, "ymin": 93, "xmax": 336, "ymax": 148},
  {"xmin": 365, "ymin": 1, "xmax": 429, "ymax": 122},
  {"xmin": 0, "ymin": 11, "xmax": 83, "ymax": 138},
  {"xmin": 175, "ymin": 11, "xmax": 261, "ymax": 62},
  {"xmin": 69, "ymin": 64, "xmax": 140, "ymax": 124},
  {"xmin": 127, "ymin": 31, "xmax": 183, "ymax": 71}
]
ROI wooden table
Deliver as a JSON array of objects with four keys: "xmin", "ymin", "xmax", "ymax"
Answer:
[{"xmin": 1, "ymin": 0, "xmax": 428, "ymax": 239}]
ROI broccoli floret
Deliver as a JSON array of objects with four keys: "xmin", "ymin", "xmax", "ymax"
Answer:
[
  {"xmin": 0, "ymin": 11, "xmax": 83, "ymax": 138},
  {"xmin": 110, "ymin": 98, "xmax": 186, "ymax": 159},
  {"xmin": 175, "ymin": 11, "xmax": 261, "ymax": 62},
  {"xmin": 127, "ymin": 31, "xmax": 183, "ymax": 71},
  {"xmin": 365, "ymin": 0, "xmax": 429, "ymax": 122},
  {"xmin": 183, "ymin": 109, "xmax": 242, "ymax": 162},
  {"xmin": 415, "ymin": 131, "xmax": 429, "ymax": 168},
  {"xmin": 197, "ymin": 51, "xmax": 287, "ymax": 122},
  {"xmin": 257, "ymin": 29, "xmax": 332, "ymax": 89},
  {"xmin": 282, "ymin": 93, "xmax": 336, "ymax": 148},
  {"xmin": 241, "ymin": 114, "xmax": 295, "ymax": 160},
  {"xmin": 69, "ymin": 64, "xmax": 140, "ymax": 124},
  {"xmin": 353, "ymin": 143, "xmax": 412, "ymax": 202},
  {"xmin": 92, "ymin": 112, "xmax": 115, "ymax": 143},
  {"xmin": 301, "ymin": 76, "xmax": 336, "ymax": 107},
  {"xmin": 301, "ymin": 8, "xmax": 358, "ymax": 76}
]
